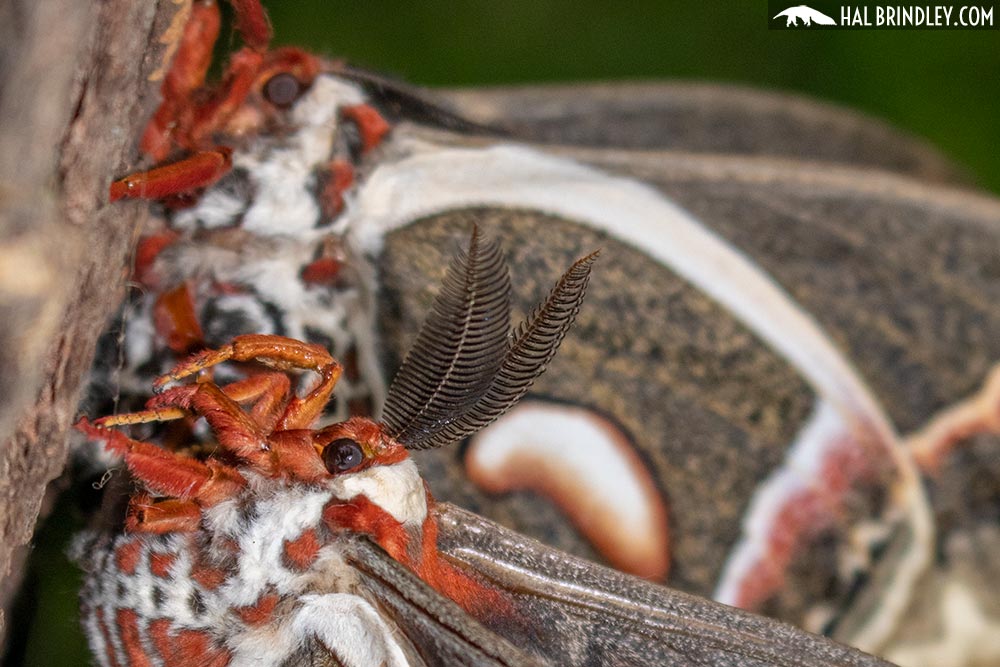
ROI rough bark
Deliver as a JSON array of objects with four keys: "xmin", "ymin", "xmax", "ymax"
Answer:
[{"xmin": 0, "ymin": 0, "xmax": 181, "ymax": 636}]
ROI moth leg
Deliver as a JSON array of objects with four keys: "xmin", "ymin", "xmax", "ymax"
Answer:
[
  {"xmin": 97, "ymin": 382, "xmax": 271, "ymax": 469},
  {"xmin": 141, "ymin": 0, "xmax": 270, "ymax": 160},
  {"xmin": 229, "ymin": 0, "xmax": 273, "ymax": 51},
  {"xmin": 141, "ymin": 0, "xmax": 223, "ymax": 160},
  {"xmin": 155, "ymin": 334, "xmax": 335, "ymax": 384},
  {"xmin": 76, "ymin": 418, "xmax": 245, "ymax": 505},
  {"xmin": 275, "ymin": 359, "xmax": 342, "ymax": 430},
  {"xmin": 154, "ymin": 334, "xmax": 342, "ymax": 430},
  {"xmin": 154, "ymin": 370, "xmax": 296, "ymax": 434},
  {"xmin": 125, "ymin": 494, "xmax": 202, "ymax": 533},
  {"xmin": 115, "ymin": 3, "xmax": 267, "ymax": 199},
  {"xmin": 109, "ymin": 148, "xmax": 232, "ymax": 201},
  {"xmin": 96, "ymin": 372, "xmax": 287, "ymax": 431},
  {"xmin": 142, "ymin": 382, "xmax": 273, "ymax": 467},
  {"xmin": 152, "ymin": 282, "xmax": 205, "ymax": 355},
  {"xmin": 216, "ymin": 372, "xmax": 293, "ymax": 432}
]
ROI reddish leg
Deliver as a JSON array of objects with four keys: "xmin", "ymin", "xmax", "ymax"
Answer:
[
  {"xmin": 209, "ymin": 372, "xmax": 293, "ymax": 433},
  {"xmin": 158, "ymin": 335, "xmax": 334, "ymax": 381},
  {"xmin": 143, "ymin": 383, "xmax": 273, "ymax": 468},
  {"xmin": 76, "ymin": 418, "xmax": 245, "ymax": 505},
  {"xmin": 109, "ymin": 148, "xmax": 232, "ymax": 201},
  {"xmin": 102, "ymin": 372, "xmax": 294, "ymax": 438},
  {"xmin": 184, "ymin": 48, "xmax": 264, "ymax": 147},
  {"xmin": 142, "ymin": 0, "xmax": 223, "ymax": 160},
  {"xmin": 153, "ymin": 282, "xmax": 206, "ymax": 355},
  {"xmin": 155, "ymin": 334, "xmax": 342, "ymax": 430},
  {"xmin": 88, "ymin": 369, "xmax": 300, "ymax": 475},
  {"xmin": 230, "ymin": 0, "xmax": 273, "ymax": 51},
  {"xmin": 276, "ymin": 365, "xmax": 340, "ymax": 431},
  {"xmin": 143, "ymin": 0, "xmax": 272, "ymax": 158},
  {"xmin": 114, "ymin": 0, "xmax": 274, "ymax": 202},
  {"xmin": 118, "ymin": 374, "xmax": 331, "ymax": 482},
  {"xmin": 111, "ymin": 2, "xmax": 330, "ymax": 206},
  {"xmin": 126, "ymin": 494, "xmax": 203, "ymax": 533},
  {"xmin": 92, "ymin": 407, "xmax": 190, "ymax": 427}
]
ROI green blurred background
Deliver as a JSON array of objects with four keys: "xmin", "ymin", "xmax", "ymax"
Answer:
[
  {"xmin": 8, "ymin": 2, "xmax": 999, "ymax": 665},
  {"xmin": 263, "ymin": 2, "xmax": 1000, "ymax": 193}
]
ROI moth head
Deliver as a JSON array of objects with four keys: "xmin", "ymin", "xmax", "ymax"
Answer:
[
  {"xmin": 311, "ymin": 417, "xmax": 409, "ymax": 478},
  {"xmin": 221, "ymin": 49, "xmax": 368, "ymax": 138}
]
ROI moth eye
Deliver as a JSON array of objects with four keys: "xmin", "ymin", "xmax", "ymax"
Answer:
[
  {"xmin": 323, "ymin": 438, "xmax": 364, "ymax": 474},
  {"xmin": 263, "ymin": 72, "xmax": 303, "ymax": 108}
]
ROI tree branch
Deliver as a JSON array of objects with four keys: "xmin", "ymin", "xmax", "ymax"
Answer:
[{"xmin": 0, "ymin": 0, "xmax": 182, "ymax": 635}]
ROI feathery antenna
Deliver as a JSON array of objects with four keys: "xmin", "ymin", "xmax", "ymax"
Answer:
[
  {"xmin": 381, "ymin": 227, "xmax": 597, "ymax": 450},
  {"xmin": 381, "ymin": 226, "xmax": 512, "ymax": 446}
]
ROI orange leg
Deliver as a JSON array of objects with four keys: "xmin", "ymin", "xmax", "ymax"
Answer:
[
  {"xmin": 276, "ymin": 364, "xmax": 340, "ymax": 431},
  {"xmin": 107, "ymin": 372, "xmax": 332, "ymax": 481},
  {"xmin": 154, "ymin": 334, "xmax": 343, "ymax": 430},
  {"xmin": 142, "ymin": 0, "xmax": 223, "ymax": 160},
  {"xmin": 85, "ymin": 373, "xmax": 298, "ymax": 478},
  {"xmin": 140, "ymin": 382, "xmax": 273, "ymax": 468},
  {"xmin": 109, "ymin": 148, "xmax": 232, "ymax": 201},
  {"xmin": 76, "ymin": 418, "xmax": 245, "ymax": 505},
  {"xmin": 115, "ymin": 0, "xmax": 273, "ymax": 202},
  {"xmin": 111, "ymin": 3, "xmax": 328, "ymax": 208},
  {"xmin": 101, "ymin": 372, "xmax": 293, "ymax": 438},
  {"xmin": 126, "ymin": 494, "xmax": 203, "ymax": 533},
  {"xmin": 142, "ymin": 0, "xmax": 272, "ymax": 159},
  {"xmin": 208, "ymin": 372, "xmax": 292, "ymax": 433},
  {"xmin": 230, "ymin": 0, "xmax": 273, "ymax": 51},
  {"xmin": 158, "ymin": 335, "xmax": 335, "ymax": 381},
  {"xmin": 184, "ymin": 48, "xmax": 264, "ymax": 148},
  {"xmin": 153, "ymin": 282, "xmax": 206, "ymax": 355}
]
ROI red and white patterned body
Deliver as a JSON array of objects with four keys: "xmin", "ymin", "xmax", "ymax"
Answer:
[{"xmin": 74, "ymin": 459, "xmax": 429, "ymax": 666}]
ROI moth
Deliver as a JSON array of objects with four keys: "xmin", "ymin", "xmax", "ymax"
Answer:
[
  {"xmin": 77, "ymin": 0, "xmax": 1000, "ymax": 665},
  {"xmin": 75, "ymin": 228, "xmax": 894, "ymax": 666}
]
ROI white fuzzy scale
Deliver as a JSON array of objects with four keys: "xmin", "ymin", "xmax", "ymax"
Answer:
[{"xmin": 74, "ymin": 462, "xmax": 427, "ymax": 667}]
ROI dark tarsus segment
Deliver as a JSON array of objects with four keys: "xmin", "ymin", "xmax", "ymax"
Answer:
[{"xmin": 380, "ymin": 227, "xmax": 597, "ymax": 451}]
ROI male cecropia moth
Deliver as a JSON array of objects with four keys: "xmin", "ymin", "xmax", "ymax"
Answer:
[
  {"xmin": 68, "ymin": 1, "xmax": 1000, "ymax": 665},
  {"xmin": 73, "ymin": 229, "xmax": 893, "ymax": 667}
]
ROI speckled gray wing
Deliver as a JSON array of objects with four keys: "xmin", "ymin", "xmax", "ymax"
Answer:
[{"xmin": 431, "ymin": 503, "xmax": 897, "ymax": 667}]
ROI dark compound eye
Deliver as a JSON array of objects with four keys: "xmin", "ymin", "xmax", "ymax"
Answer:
[
  {"xmin": 263, "ymin": 72, "xmax": 303, "ymax": 108},
  {"xmin": 323, "ymin": 438, "xmax": 364, "ymax": 474}
]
